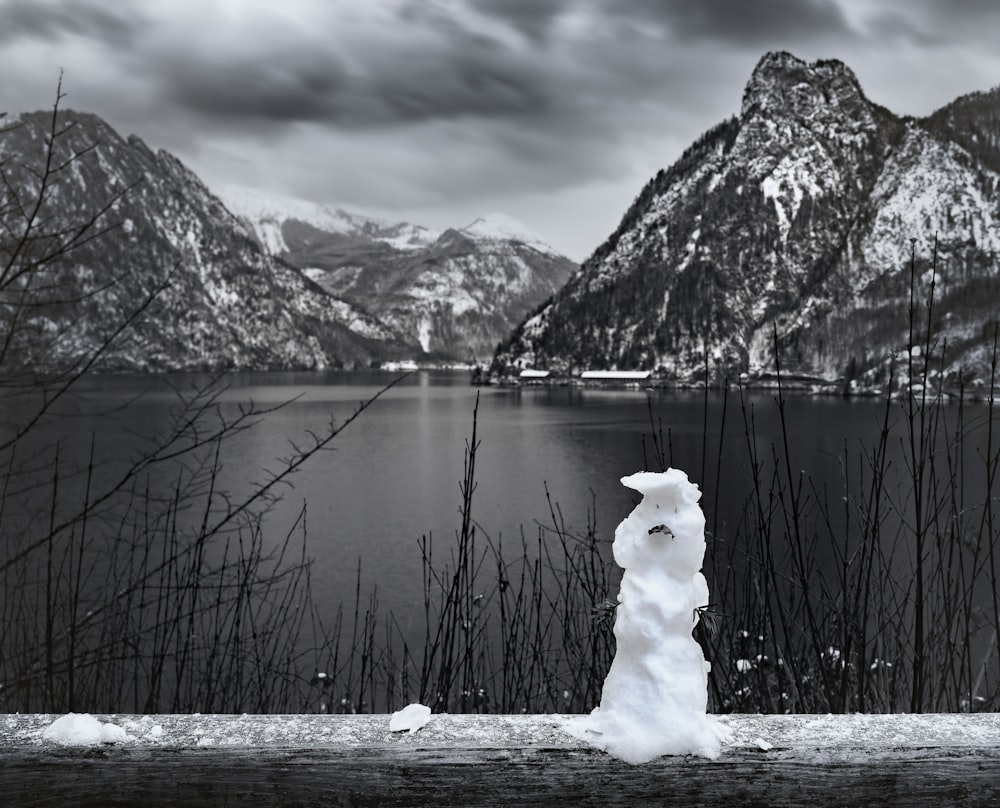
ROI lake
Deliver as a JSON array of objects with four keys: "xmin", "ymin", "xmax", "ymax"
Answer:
[
  {"xmin": 7, "ymin": 368, "xmax": 999, "ymax": 713},
  {"xmin": 48, "ymin": 369, "xmax": 897, "ymax": 616}
]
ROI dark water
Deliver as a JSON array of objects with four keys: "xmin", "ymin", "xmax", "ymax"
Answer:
[
  {"xmin": 9, "ymin": 371, "xmax": 1000, "ymax": 709},
  {"xmin": 44, "ymin": 369, "xmax": 905, "ymax": 622}
]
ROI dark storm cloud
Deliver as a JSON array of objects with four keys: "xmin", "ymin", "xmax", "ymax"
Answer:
[
  {"xmin": 466, "ymin": 0, "xmax": 571, "ymax": 42},
  {"xmin": 0, "ymin": 0, "xmax": 141, "ymax": 46},
  {"xmin": 155, "ymin": 51, "xmax": 350, "ymax": 123},
  {"xmin": 349, "ymin": 22, "xmax": 557, "ymax": 124},
  {"xmin": 120, "ymin": 0, "xmax": 743, "ymax": 203},
  {"xmin": 621, "ymin": 0, "xmax": 853, "ymax": 43},
  {"xmin": 130, "ymin": 5, "xmax": 561, "ymax": 130},
  {"xmin": 0, "ymin": 0, "xmax": 738, "ymax": 140},
  {"xmin": 147, "ymin": 40, "xmax": 553, "ymax": 128},
  {"xmin": 1, "ymin": 0, "xmax": 995, "ymax": 262}
]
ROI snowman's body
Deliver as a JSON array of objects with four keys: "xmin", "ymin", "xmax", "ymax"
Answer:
[{"xmin": 580, "ymin": 469, "xmax": 726, "ymax": 763}]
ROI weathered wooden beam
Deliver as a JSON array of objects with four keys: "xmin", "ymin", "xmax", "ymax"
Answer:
[{"xmin": 3, "ymin": 713, "xmax": 1000, "ymax": 806}]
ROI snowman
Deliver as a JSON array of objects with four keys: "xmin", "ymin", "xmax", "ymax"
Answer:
[{"xmin": 573, "ymin": 468, "xmax": 728, "ymax": 763}]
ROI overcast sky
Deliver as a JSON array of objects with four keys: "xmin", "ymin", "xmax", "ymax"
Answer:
[{"xmin": 2, "ymin": 0, "xmax": 999, "ymax": 261}]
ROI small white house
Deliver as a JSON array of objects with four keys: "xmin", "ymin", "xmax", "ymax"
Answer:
[
  {"xmin": 579, "ymin": 370, "xmax": 651, "ymax": 381},
  {"xmin": 519, "ymin": 369, "xmax": 551, "ymax": 379}
]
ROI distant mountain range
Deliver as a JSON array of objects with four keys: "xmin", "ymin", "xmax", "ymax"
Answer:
[
  {"xmin": 0, "ymin": 110, "xmax": 575, "ymax": 372},
  {"xmin": 491, "ymin": 52, "xmax": 1000, "ymax": 392},
  {"xmin": 221, "ymin": 187, "xmax": 576, "ymax": 360},
  {"xmin": 7, "ymin": 51, "xmax": 999, "ymax": 385}
]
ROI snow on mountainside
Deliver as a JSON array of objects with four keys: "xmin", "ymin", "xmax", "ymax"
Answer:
[
  {"xmin": 492, "ymin": 51, "xmax": 1000, "ymax": 391},
  {"xmin": 220, "ymin": 185, "xmax": 441, "ymax": 253},
  {"xmin": 224, "ymin": 190, "xmax": 577, "ymax": 360},
  {"xmin": 459, "ymin": 213, "xmax": 559, "ymax": 256},
  {"xmin": 0, "ymin": 110, "xmax": 413, "ymax": 372}
]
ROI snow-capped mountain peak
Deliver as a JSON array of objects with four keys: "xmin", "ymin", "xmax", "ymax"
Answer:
[
  {"xmin": 216, "ymin": 188, "xmax": 577, "ymax": 360},
  {"xmin": 217, "ymin": 184, "xmax": 441, "ymax": 253},
  {"xmin": 460, "ymin": 213, "xmax": 557, "ymax": 254},
  {"xmin": 219, "ymin": 184, "xmax": 364, "ymax": 253}
]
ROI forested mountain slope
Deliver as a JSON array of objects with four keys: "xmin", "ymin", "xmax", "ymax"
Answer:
[{"xmin": 492, "ymin": 52, "xmax": 1000, "ymax": 391}]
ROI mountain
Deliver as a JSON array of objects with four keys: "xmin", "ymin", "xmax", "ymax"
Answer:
[
  {"xmin": 491, "ymin": 52, "xmax": 1000, "ymax": 392},
  {"xmin": 221, "ymin": 187, "xmax": 577, "ymax": 360},
  {"xmin": 0, "ymin": 108, "xmax": 575, "ymax": 373},
  {"xmin": 0, "ymin": 109, "xmax": 414, "ymax": 372}
]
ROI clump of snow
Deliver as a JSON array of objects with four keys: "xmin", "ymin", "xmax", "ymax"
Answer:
[
  {"xmin": 569, "ymin": 469, "xmax": 729, "ymax": 764},
  {"xmin": 389, "ymin": 703, "xmax": 432, "ymax": 733},
  {"xmin": 43, "ymin": 713, "xmax": 129, "ymax": 746}
]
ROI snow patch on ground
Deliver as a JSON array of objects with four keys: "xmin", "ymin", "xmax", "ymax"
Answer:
[
  {"xmin": 389, "ymin": 703, "xmax": 432, "ymax": 733},
  {"xmin": 7, "ymin": 711, "xmax": 1000, "ymax": 763},
  {"xmin": 43, "ymin": 713, "xmax": 129, "ymax": 746}
]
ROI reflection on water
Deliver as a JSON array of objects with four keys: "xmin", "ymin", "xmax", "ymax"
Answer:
[{"xmin": 30, "ymin": 369, "xmax": 905, "ymax": 622}]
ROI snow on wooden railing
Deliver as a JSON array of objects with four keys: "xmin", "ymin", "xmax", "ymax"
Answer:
[{"xmin": 3, "ymin": 713, "xmax": 1000, "ymax": 806}]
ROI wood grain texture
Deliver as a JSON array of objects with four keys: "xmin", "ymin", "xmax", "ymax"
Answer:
[{"xmin": 4, "ymin": 714, "xmax": 1000, "ymax": 807}]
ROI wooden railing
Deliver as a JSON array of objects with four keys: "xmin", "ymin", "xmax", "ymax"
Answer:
[{"xmin": 3, "ymin": 713, "xmax": 1000, "ymax": 806}]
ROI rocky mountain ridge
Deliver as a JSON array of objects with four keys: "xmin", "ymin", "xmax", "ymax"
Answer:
[
  {"xmin": 491, "ymin": 52, "xmax": 1000, "ymax": 392},
  {"xmin": 1, "ymin": 109, "xmax": 419, "ymax": 372},
  {"xmin": 0, "ymin": 109, "xmax": 575, "ymax": 373}
]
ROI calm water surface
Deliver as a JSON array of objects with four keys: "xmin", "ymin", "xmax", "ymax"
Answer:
[{"xmin": 57, "ymin": 369, "xmax": 904, "ymax": 624}]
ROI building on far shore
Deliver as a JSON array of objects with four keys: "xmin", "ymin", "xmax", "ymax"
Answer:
[
  {"xmin": 578, "ymin": 370, "xmax": 652, "ymax": 388},
  {"xmin": 578, "ymin": 371, "xmax": 651, "ymax": 382},
  {"xmin": 503, "ymin": 368, "xmax": 653, "ymax": 388}
]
